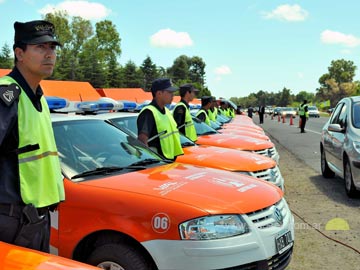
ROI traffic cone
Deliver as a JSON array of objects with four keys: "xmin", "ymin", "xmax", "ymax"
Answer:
[
  {"xmin": 290, "ymin": 116, "xmax": 293, "ymax": 125},
  {"xmin": 282, "ymin": 115, "xmax": 285, "ymax": 123},
  {"xmin": 298, "ymin": 118, "xmax": 302, "ymax": 128}
]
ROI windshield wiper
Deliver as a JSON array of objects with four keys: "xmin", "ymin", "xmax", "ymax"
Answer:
[
  {"xmin": 126, "ymin": 158, "xmax": 162, "ymax": 168},
  {"xmin": 199, "ymin": 131, "xmax": 217, "ymax": 135},
  {"xmin": 71, "ymin": 166, "xmax": 124, "ymax": 179}
]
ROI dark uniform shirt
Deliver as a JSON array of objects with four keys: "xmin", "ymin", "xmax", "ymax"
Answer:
[
  {"xmin": 172, "ymin": 99, "xmax": 189, "ymax": 136},
  {"xmin": 197, "ymin": 107, "xmax": 208, "ymax": 122},
  {"xmin": 0, "ymin": 67, "xmax": 44, "ymax": 204},
  {"xmin": 137, "ymin": 99, "xmax": 166, "ymax": 158}
]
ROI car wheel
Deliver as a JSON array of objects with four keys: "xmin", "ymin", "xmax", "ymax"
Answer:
[
  {"xmin": 321, "ymin": 148, "xmax": 335, "ymax": 178},
  {"xmin": 344, "ymin": 160, "xmax": 358, "ymax": 197},
  {"xmin": 86, "ymin": 243, "xmax": 153, "ymax": 270}
]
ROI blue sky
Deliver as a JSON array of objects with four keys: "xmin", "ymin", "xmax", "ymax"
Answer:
[{"xmin": 1, "ymin": 0, "xmax": 360, "ymax": 99}]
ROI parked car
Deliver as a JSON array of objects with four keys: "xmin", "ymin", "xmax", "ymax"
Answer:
[
  {"xmin": 273, "ymin": 107, "xmax": 283, "ymax": 116},
  {"xmin": 308, "ymin": 106, "xmax": 320, "ymax": 118},
  {"xmin": 50, "ymin": 114, "xmax": 294, "ymax": 270},
  {"xmin": 320, "ymin": 96, "xmax": 360, "ymax": 197},
  {"xmin": 93, "ymin": 112, "xmax": 284, "ymax": 189},
  {"xmin": 0, "ymin": 241, "xmax": 99, "ymax": 270}
]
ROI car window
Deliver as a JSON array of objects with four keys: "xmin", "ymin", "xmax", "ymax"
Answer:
[
  {"xmin": 330, "ymin": 103, "xmax": 344, "ymax": 125},
  {"xmin": 338, "ymin": 104, "xmax": 348, "ymax": 128},
  {"xmin": 353, "ymin": 102, "xmax": 360, "ymax": 128}
]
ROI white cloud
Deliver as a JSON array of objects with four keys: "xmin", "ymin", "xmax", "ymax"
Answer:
[
  {"xmin": 297, "ymin": 72, "xmax": 304, "ymax": 79},
  {"xmin": 262, "ymin": 4, "xmax": 308, "ymax": 22},
  {"xmin": 150, "ymin": 29, "xmax": 193, "ymax": 48},
  {"xmin": 321, "ymin": 30, "xmax": 360, "ymax": 48},
  {"xmin": 214, "ymin": 65, "xmax": 232, "ymax": 75},
  {"xmin": 38, "ymin": 1, "xmax": 111, "ymax": 20}
]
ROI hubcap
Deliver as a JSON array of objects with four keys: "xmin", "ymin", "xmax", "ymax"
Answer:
[{"xmin": 97, "ymin": 261, "xmax": 125, "ymax": 270}]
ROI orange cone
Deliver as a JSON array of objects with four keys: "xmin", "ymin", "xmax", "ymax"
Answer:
[
  {"xmin": 298, "ymin": 118, "xmax": 302, "ymax": 128},
  {"xmin": 290, "ymin": 116, "xmax": 293, "ymax": 125},
  {"xmin": 282, "ymin": 115, "xmax": 285, "ymax": 123}
]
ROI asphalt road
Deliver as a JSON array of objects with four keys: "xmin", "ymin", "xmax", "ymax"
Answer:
[{"xmin": 253, "ymin": 114, "xmax": 328, "ymax": 173}]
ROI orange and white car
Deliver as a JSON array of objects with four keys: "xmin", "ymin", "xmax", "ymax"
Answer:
[
  {"xmin": 50, "ymin": 114, "xmax": 294, "ymax": 270},
  {"xmin": 0, "ymin": 241, "xmax": 99, "ymax": 270},
  {"xmin": 92, "ymin": 112, "xmax": 284, "ymax": 189},
  {"xmin": 192, "ymin": 118, "xmax": 280, "ymax": 163}
]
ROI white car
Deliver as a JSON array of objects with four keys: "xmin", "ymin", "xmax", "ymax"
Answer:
[{"xmin": 308, "ymin": 106, "xmax": 320, "ymax": 118}]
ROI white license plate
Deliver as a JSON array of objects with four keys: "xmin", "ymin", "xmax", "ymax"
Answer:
[{"xmin": 275, "ymin": 230, "xmax": 293, "ymax": 254}]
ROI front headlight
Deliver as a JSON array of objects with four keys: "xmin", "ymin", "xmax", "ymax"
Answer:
[
  {"xmin": 179, "ymin": 215, "xmax": 249, "ymax": 240},
  {"xmin": 353, "ymin": 141, "xmax": 360, "ymax": 154}
]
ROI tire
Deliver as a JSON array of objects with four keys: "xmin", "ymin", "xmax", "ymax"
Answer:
[
  {"xmin": 86, "ymin": 243, "xmax": 153, "ymax": 270},
  {"xmin": 321, "ymin": 148, "xmax": 335, "ymax": 178},
  {"xmin": 344, "ymin": 160, "xmax": 358, "ymax": 197}
]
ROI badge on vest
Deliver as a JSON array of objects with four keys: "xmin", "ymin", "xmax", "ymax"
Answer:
[{"xmin": 0, "ymin": 83, "xmax": 21, "ymax": 106}]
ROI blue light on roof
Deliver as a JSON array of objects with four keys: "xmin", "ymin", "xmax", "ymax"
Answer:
[
  {"xmin": 119, "ymin": 100, "xmax": 137, "ymax": 110},
  {"xmin": 46, "ymin": 96, "xmax": 68, "ymax": 110}
]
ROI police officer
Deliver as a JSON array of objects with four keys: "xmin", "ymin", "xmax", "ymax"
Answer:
[
  {"xmin": 299, "ymin": 99, "xmax": 309, "ymax": 133},
  {"xmin": 137, "ymin": 78, "xmax": 183, "ymax": 160},
  {"xmin": 207, "ymin": 96, "xmax": 218, "ymax": 122},
  {"xmin": 0, "ymin": 20, "xmax": 65, "ymax": 252},
  {"xmin": 196, "ymin": 96, "xmax": 212, "ymax": 126},
  {"xmin": 172, "ymin": 83, "xmax": 199, "ymax": 142}
]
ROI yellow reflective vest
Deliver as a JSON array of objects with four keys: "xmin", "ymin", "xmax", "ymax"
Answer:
[
  {"xmin": 173, "ymin": 102, "xmax": 198, "ymax": 142},
  {"xmin": 0, "ymin": 76, "xmax": 65, "ymax": 208},
  {"xmin": 142, "ymin": 105, "xmax": 183, "ymax": 160}
]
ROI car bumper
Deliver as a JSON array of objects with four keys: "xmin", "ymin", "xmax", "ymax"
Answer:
[{"xmin": 142, "ymin": 200, "xmax": 294, "ymax": 270}]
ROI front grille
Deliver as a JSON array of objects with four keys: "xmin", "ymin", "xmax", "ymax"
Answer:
[
  {"xmin": 216, "ymin": 247, "xmax": 293, "ymax": 270},
  {"xmin": 268, "ymin": 247, "xmax": 293, "ymax": 270},
  {"xmin": 249, "ymin": 166, "xmax": 282, "ymax": 188},
  {"xmin": 253, "ymin": 147, "xmax": 277, "ymax": 159},
  {"xmin": 246, "ymin": 199, "xmax": 288, "ymax": 229}
]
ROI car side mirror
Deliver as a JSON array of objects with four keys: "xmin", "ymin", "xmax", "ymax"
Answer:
[{"xmin": 328, "ymin": 123, "xmax": 345, "ymax": 133}]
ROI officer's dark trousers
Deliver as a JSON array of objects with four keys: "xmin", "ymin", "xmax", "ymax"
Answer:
[
  {"xmin": 300, "ymin": 116, "xmax": 307, "ymax": 132},
  {"xmin": 0, "ymin": 204, "xmax": 50, "ymax": 252}
]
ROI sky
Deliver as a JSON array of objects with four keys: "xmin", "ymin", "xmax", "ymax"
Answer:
[{"xmin": 1, "ymin": 0, "xmax": 360, "ymax": 99}]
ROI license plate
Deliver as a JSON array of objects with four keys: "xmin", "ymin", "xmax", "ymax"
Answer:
[{"xmin": 275, "ymin": 231, "xmax": 293, "ymax": 254}]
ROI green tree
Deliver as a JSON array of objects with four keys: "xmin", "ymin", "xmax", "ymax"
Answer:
[
  {"xmin": 121, "ymin": 60, "xmax": 143, "ymax": 88},
  {"xmin": 189, "ymin": 56, "xmax": 206, "ymax": 87},
  {"xmin": 0, "ymin": 43, "xmax": 12, "ymax": 68},
  {"xmin": 140, "ymin": 56, "xmax": 159, "ymax": 91}
]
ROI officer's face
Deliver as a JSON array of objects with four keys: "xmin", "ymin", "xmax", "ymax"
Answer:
[{"xmin": 15, "ymin": 42, "xmax": 57, "ymax": 80}]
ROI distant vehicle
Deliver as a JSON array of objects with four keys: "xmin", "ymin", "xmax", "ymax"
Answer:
[
  {"xmin": 280, "ymin": 107, "xmax": 296, "ymax": 118},
  {"xmin": 320, "ymin": 96, "xmax": 360, "ymax": 197},
  {"xmin": 265, "ymin": 106, "xmax": 274, "ymax": 114},
  {"xmin": 308, "ymin": 106, "xmax": 320, "ymax": 118},
  {"xmin": 327, "ymin": 108, "xmax": 334, "ymax": 115},
  {"xmin": 273, "ymin": 107, "xmax": 282, "ymax": 116}
]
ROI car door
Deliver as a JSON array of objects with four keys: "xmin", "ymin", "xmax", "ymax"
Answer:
[{"xmin": 326, "ymin": 101, "xmax": 347, "ymax": 172}]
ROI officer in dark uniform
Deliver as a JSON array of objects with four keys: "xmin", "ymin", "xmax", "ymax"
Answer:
[
  {"xmin": 137, "ymin": 78, "xmax": 183, "ymax": 161},
  {"xmin": 0, "ymin": 20, "xmax": 65, "ymax": 252},
  {"xmin": 196, "ymin": 96, "xmax": 212, "ymax": 125},
  {"xmin": 172, "ymin": 83, "xmax": 199, "ymax": 141}
]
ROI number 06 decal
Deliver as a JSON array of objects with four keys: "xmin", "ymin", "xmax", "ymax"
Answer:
[{"xmin": 152, "ymin": 213, "xmax": 170, "ymax": 233}]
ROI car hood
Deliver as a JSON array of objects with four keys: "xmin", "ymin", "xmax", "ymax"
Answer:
[
  {"xmin": 78, "ymin": 163, "xmax": 282, "ymax": 214},
  {"xmin": 196, "ymin": 133, "xmax": 274, "ymax": 151},
  {"xmin": 179, "ymin": 145, "xmax": 275, "ymax": 171},
  {"xmin": 219, "ymin": 129, "xmax": 269, "ymax": 140}
]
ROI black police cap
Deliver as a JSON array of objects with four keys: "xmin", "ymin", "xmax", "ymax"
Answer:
[
  {"xmin": 14, "ymin": 20, "xmax": 61, "ymax": 48},
  {"xmin": 151, "ymin": 78, "xmax": 178, "ymax": 94}
]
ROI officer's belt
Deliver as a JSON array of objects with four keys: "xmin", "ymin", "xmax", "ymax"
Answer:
[{"xmin": 0, "ymin": 203, "xmax": 49, "ymax": 217}]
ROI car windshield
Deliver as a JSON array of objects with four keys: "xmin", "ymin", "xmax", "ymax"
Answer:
[
  {"xmin": 353, "ymin": 102, "xmax": 360, "ymax": 128},
  {"xmin": 308, "ymin": 106, "xmax": 318, "ymax": 110},
  {"xmin": 192, "ymin": 117, "xmax": 218, "ymax": 135},
  {"xmin": 53, "ymin": 119, "xmax": 163, "ymax": 181},
  {"xmin": 282, "ymin": 108, "xmax": 294, "ymax": 111}
]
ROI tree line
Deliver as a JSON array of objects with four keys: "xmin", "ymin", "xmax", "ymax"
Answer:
[{"xmin": 0, "ymin": 12, "xmax": 359, "ymax": 107}]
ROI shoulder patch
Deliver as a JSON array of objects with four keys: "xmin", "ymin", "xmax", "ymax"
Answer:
[{"xmin": 0, "ymin": 83, "xmax": 21, "ymax": 106}]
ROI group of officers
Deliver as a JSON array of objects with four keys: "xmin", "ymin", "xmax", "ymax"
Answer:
[
  {"xmin": 0, "ymin": 19, "xmax": 236, "ymax": 255},
  {"xmin": 137, "ymin": 78, "xmax": 235, "ymax": 161}
]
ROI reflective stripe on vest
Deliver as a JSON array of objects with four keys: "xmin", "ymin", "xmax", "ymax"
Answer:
[
  {"xmin": 142, "ymin": 105, "xmax": 183, "ymax": 159},
  {"xmin": 196, "ymin": 109, "xmax": 211, "ymax": 126},
  {"xmin": 0, "ymin": 76, "xmax": 65, "ymax": 208},
  {"xmin": 299, "ymin": 104, "xmax": 308, "ymax": 117},
  {"xmin": 173, "ymin": 102, "xmax": 198, "ymax": 142}
]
